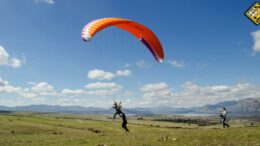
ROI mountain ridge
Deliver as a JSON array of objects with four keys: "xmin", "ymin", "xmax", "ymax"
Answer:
[{"xmin": 0, "ymin": 98, "xmax": 259, "ymax": 116}]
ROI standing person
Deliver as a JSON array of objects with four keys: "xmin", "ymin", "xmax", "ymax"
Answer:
[
  {"xmin": 120, "ymin": 112, "xmax": 129, "ymax": 132},
  {"xmin": 112, "ymin": 101, "xmax": 122, "ymax": 121},
  {"xmin": 220, "ymin": 107, "xmax": 230, "ymax": 128}
]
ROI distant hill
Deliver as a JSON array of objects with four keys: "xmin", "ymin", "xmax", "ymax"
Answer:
[
  {"xmin": 0, "ymin": 104, "xmax": 110, "ymax": 114},
  {"xmin": 190, "ymin": 98, "xmax": 260, "ymax": 116},
  {"xmin": 0, "ymin": 104, "xmax": 152, "ymax": 115},
  {"xmin": 0, "ymin": 98, "xmax": 259, "ymax": 116}
]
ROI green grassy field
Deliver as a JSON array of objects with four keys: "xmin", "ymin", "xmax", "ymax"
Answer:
[{"xmin": 0, "ymin": 112, "xmax": 259, "ymax": 146}]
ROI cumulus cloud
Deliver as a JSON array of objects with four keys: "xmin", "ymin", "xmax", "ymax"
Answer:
[
  {"xmin": 57, "ymin": 97, "xmax": 112, "ymax": 107},
  {"xmin": 0, "ymin": 79, "xmax": 59, "ymax": 99},
  {"xmin": 0, "ymin": 81, "xmax": 57, "ymax": 98},
  {"xmin": 57, "ymin": 97, "xmax": 88, "ymax": 106},
  {"xmin": 87, "ymin": 69, "xmax": 131, "ymax": 80},
  {"xmin": 88, "ymin": 69, "xmax": 115, "ymax": 80},
  {"xmin": 0, "ymin": 85, "xmax": 21, "ymax": 93},
  {"xmin": 85, "ymin": 82, "xmax": 122, "ymax": 95},
  {"xmin": 0, "ymin": 78, "xmax": 38, "ymax": 99},
  {"xmin": 123, "ymin": 91, "xmax": 134, "ymax": 97},
  {"xmin": 116, "ymin": 70, "xmax": 131, "ymax": 76},
  {"xmin": 140, "ymin": 82, "xmax": 173, "ymax": 103},
  {"xmin": 31, "ymin": 82, "xmax": 56, "ymax": 95},
  {"xmin": 61, "ymin": 89, "xmax": 84, "ymax": 95},
  {"xmin": 167, "ymin": 60, "xmax": 184, "ymax": 68},
  {"xmin": 35, "ymin": 0, "xmax": 54, "ymax": 4},
  {"xmin": 0, "ymin": 46, "xmax": 9, "ymax": 65},
  {"xmin": 0, "ymin": 78, "xmax": 22, "ymax": 94},
  {"xmin": 0, "ymin": 45, "xmax": 22, "ymax": 68},
  {"xmin": 0, "ymin": 78, "xmax": 9, "ymax": 86},
  {"xmin": 27, "ymin": 82, "xmax": 37, "ymax": 86},
  {"xmin": 61, "ymin": 82, "xmax": 122, "ymax": 97},
  {"xmin": 9, "ymin": 58, "xmax": 22, "ymax": 68},
  {"xmin": 251, "ymin": 30, "xmax": 260, "ymax": 54},
  {"xmin": 87, "ymin": 89, "xmax": 119, "ymax": 96},
  {"xmin": 139, "ymin": 81, "xmax": 260, "ymax": 107},
  {"xmin": 85, "ymin": 82, "xmax": 121, "ymax": 89},
  {"xmin": 1, "ymin": 77, "xmax": 124, "ymax": 106},
  {"xmin": 141, "ymin": 82, "xmax": 168, "ymax": 92},
  {"xmin": 3, "ymin": 76, "xmax": 260, "ymax": 108}
]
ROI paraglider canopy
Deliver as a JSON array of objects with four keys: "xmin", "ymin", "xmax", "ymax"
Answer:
[{"xmin": 81, "ymin": 18, "xmax": 164, "ymax": 62}]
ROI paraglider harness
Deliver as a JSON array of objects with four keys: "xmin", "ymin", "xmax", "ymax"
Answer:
[
  {"xmin": 219, "ymin": 114, "xmax": 225, "ymax": 123},
  {"xmin": 120, "ymin": 112, "xmax": 129, "ymax": 132}
]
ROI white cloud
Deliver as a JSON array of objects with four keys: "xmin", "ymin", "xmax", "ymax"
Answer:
[
  {"xmin": 19, "ymin": 91, "xmax": 38, "ymax": 98},
  {"xmin": 61, "ymin": 88, "xmax": 120, "ymax": 96},
  {"xmin": 61, "ymin": 82, "xmax": 122, "ymax": 97},
  {"xmin": 141, "ymin": 82, "xmax": 168, "ymax": 92},
  {"xmin": 87, "ymin": 89, "xmax": 118, "ymax": 96},
  {"xmin": 87, "ymin": 69, "xmax": 132, "ymax": 80},
  {"xmin": 0, "ymin": 78, "xmax": 39, "ymax": 99},
  {"xmin": 35, "ymin": 0, "xmax": 54, "ymax": 4},
  {"xmin": 0, "ymin": 85, "xmax": 22, "ymax": 93},
  {"xmin": 2, "ymin": 77, "xmax": 260, "ymax": 108},
  {"xmin": 0, "ymin": 78, "xmax": 22, "ymax": 94},
  {"xmin": 10, "ymin": 58, "xmax": 22, "ymax": 68},
  {"xmin": 31, "ymin": 82, "xmax": 56, "ymax": 95},
  {"xmin": 85, "ymin": 82, "xmax": 122, "ymax": 95},
  {"xmin": 0, "ymin": 78, "xmax": 9, "ymax": 86},
  {"xmin": 27, "ymin": 82, "xmax": 37, "ymax": 86},
  {"xmin": 87, "ymin": 69, "xmax": 115, "ymax": 80},
  {"xmin": 0, "ymin": 46, "xmax": 9, "ymax": 65},
  {"xmin": 123, "ymin": 91, "xmax": 134, "ymax": 97},
  {"xmin": 251, "ymin": 30, "xmax": 260, "ymax": 54},
  {"xmin": 56, "ymin": 97, "xmax": 112, "ymax": 108},
  {"xmin": 167, "ymin": 60, "xmax": 184, "ymax": 68},
  {"xmin": 85, "ymin": 82, "xmax": 121, "ymax": 89},
  {"xmin": 138, "ymin": 81, "xmax": 260, "ymax": 107},
  {"xmin": 210, "ymin": 85, "xmax": 230, "ymax": 92},
  {"xmin": 0, "ymin": 78, "xmax": 63, "ymax": 102},
  {"xmin": 61, "ymin": 89, "xmax": 84, "ymax": 95},
  {"xmin": 140, "ymin": 82, "xmax": 173, "ymax": 104},
  {"xmin": 57, "ymin": 97, "xmax": 87, "ymax": 106},
  {"xmin": 5, "ymin": 81, "xmax": 57, "ymax": 98},
  {"xmin": 136, "ymin": 60, "xmax": 151, "ymax": 68},
  {"xmin": 0, "ymin": 45, "xmax": 23, "ymax": 68},
  {"xmin": 116, "ymin": 70, "xmax": 131, "ymax": 76}
]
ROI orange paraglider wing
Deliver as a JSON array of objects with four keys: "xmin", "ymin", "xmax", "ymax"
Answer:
[{"xmin": 81, "ymin": 18, "xmax": 164, "ymax": 62}]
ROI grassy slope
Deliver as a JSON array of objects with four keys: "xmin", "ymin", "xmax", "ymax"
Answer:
[{"xmin": 0, "ymin": 113, "xmax": 259, "ymax": 146}]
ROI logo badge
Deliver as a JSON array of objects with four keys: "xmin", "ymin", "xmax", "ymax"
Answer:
[{"xmin": 245, "ymin": 2, "xmax": 260, "ymax": 25}]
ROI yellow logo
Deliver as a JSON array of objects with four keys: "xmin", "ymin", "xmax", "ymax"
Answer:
[{"xmin": 245, "ymin": 2, "xmax": 260, "ymax": 25}]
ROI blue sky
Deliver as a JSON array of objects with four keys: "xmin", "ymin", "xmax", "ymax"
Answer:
[{"xmin": 0, "ymin": 0, "xmax": 260, "ymax": 107}]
